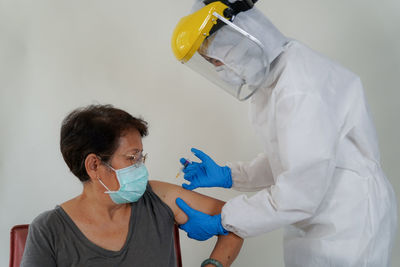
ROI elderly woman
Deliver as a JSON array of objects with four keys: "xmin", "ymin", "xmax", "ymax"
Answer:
[{"xmin": 21, "ymin": 104, "xmax": 243, "ymax": 267}]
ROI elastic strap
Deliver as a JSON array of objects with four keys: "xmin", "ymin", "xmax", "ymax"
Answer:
[
  {"xmin": 203, "ymin": 0, "xmax": 258, "ymax": 18},
  {"xmin": 230, "ymin": 0, "xmax": 258, "ymax": 15},
  {"xmin": 98, "ymin": 177, "xmax": 114, "ymax": 193}
]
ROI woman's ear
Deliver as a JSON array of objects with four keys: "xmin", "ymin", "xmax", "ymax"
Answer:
[{"xmin": 85, "ymin": 153, "xmax": 101, "ymax": 181}]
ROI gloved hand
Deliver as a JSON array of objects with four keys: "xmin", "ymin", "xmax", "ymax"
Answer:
[
  {"xmin": 176, "ymin": 197, "xmax": 228, "ymax": 241},
  {"xmin": 180, "ymin": 148, "xmax": 232, "ymax": 190}
]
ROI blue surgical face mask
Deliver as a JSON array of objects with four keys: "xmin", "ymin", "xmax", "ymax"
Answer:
[{"xmin": 98, "ymin": 162, "xmax": 149, "ymax": 204}]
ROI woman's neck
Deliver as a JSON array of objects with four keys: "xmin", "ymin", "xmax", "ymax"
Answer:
[{"xmin": 61, "ymin": 182, "xmax": 131, "ymax": 222}]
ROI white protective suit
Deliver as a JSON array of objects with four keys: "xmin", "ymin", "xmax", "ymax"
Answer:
[{"xmin": 191, "ymin": 1, "xmax": 398, "ymax": 266}]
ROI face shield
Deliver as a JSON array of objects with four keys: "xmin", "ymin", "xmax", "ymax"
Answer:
[{"xmin": 171, "ymin": 1, "xmax": 268, "ymax": 101}]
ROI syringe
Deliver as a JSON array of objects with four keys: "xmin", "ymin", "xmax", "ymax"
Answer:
[{"xmin": 176, "ymin": 158, "xmax": 191, "ymax": 178}]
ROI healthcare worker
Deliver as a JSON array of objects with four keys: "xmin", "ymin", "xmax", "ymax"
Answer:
[{"xmin": 171, "ymin": 0, "xmax": 398, "ymax": 266}]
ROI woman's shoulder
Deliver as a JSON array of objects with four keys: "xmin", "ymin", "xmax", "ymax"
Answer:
[
  {"xmin": 148, "ymin": 180, "xmax": 182, "ymax": 204},
  {"xmin": 147, "ymin": 180, "xmax": 192, "ymax": 221},
  {"xmin": 149, "ymin": 180, "xmax": 177, "ymax": 190},
  {"xmin": 30, "ymin": 206, "xmax": 64, "ymax": 231},
  {"xmin": 145, "ymin": 180, "xmax": 180, "ymax": 217}
]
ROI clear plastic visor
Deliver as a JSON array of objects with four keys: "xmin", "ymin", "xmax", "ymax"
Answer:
[{"xmin": 185, "ymin": 14, "xmax": 269, "ymax": 101}]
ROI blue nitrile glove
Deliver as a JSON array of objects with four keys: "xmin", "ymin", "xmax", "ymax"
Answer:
[
  {"xmin": 180, "ymin": 148, "xmax": 232, "ymax": 190},
  {"xmin": 176, "ymin": 197, "xmax": 228, "ymax": 241}
]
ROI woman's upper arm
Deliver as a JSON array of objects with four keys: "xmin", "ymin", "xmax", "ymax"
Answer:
[{"xmin": 149, "ymin": 180, "xmax": 225, "ymax": 224}]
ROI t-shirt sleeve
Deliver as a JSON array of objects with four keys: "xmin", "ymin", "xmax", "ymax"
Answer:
[{"xmin": 20, "ymin": 212, "xmax": 57, "ymax": 267}]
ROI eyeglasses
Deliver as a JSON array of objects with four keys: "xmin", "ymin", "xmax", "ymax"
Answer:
[
  {"xmin": 99, "ymin": 151, "xmax": 148, "ymax": 165},
  {"xmin": 125, "ymin": 151, "xmax": 147, "ymax": 165}
]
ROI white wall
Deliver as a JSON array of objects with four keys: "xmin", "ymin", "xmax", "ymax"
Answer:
[{"xmin": 0, "ymin": 0, "xmax": 398, "ymax": 266}]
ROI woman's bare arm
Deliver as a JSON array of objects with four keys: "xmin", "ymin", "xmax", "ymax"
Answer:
[{"xmin": 150, "ymin": 180, "xmax": 243, "ymax": 267}]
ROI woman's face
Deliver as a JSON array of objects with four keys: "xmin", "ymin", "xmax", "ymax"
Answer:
[{"xmin": 98, "ymin": 129, "xmax": 144, "ymax": 191}]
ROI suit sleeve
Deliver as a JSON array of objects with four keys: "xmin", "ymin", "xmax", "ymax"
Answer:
[
  {"xmin": 227, "ymin": 153, "xmax": 275, "ymax": 192},
  {"xmin": 222, "ymin": 93, "xmax": 339, "ymax": 238}
]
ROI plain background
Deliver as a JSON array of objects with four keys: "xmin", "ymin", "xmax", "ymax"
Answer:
[{"xmin": 1, "ymin": 0, "xmax": 399, "ymax": 266}]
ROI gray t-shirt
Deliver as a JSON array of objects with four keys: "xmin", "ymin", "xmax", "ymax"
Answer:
[{"xmin": 21, "ymin": 184, "xmax": 177, "ymax": 267}]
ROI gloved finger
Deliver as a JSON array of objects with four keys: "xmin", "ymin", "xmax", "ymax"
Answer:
[
  {"xmin": 189, "ymin": 233, "xmax": 208, "ymax": 241},
  {"xmin": 182, "ymin": 167, "xmax": 191, "ymax": 174},
  {"xmin": 183, "ymin": 167, "xmax": 197, "ymax": 176},
  {"xmin": 178, "ymin": 223, "xmax": 189, "ymax": 233},
  {"xmin": 191, "ymin": 148, "xmax": 212, "ymax": 163},
  {"xmin": 184, "ymin": 171, "xmax": 198, "ymax": 179},
  {"xmin": 176, "ymin": 197, "xmax": 196, "ymax": 217},
  {"xmin": 182, "ymin": 183, "xmax": 198, "ymax": 190},
  {"xmin": 187, "ymin": 232, "xmax": 200, "ymax": 241},
  {"xmin": 179, "ymin": 158, "xmax": 190, "ymax": 168},
  {"xmin": 182, "ymin": 164, "xmax": 197, "ymax": 174},
  {"xmin": 183, "ymin": 163, "xmax": 201, "ymax": 173},
  {"xmin": 182, "ymin": 174, "xmax": 195, "ymax": 182}
]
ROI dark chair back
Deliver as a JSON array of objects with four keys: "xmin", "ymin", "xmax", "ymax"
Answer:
[
  {"xmin": 174, "ymin": 224, "xmax": 183, "ymax": 267},
  {"xmin": 9, "ymin": 224, "xmax": 29, "ymax": 267}
]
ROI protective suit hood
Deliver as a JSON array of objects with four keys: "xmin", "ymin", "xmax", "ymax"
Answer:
[{"xmin": 191, "ymin": 0, "xmax": 289, "ymax": 66}]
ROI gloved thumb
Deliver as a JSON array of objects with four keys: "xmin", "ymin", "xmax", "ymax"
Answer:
[
  {"xmin": 176, "ymin": 197, "xmax": 195, "ymax": 217},
  {"xmin": 191, "ymin": 148, "xmax": 211, "ymax": 163},
  {"xmin": 182, "ymin": 183, "xmax": 197, "ymax": 191}
]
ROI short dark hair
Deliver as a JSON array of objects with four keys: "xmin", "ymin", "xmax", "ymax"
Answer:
[{"xmin": 60, "ymin": 104, "xmax": 148, "ymax": 182}]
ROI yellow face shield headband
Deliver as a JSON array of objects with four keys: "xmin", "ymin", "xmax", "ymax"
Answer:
[
  {"xmin": 171, "ymin": 1, "xmax": 230, "ymax": 63},
  {"xmin": 171, "ymin": 0, "xmax": 258, "ymax": 62}
]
